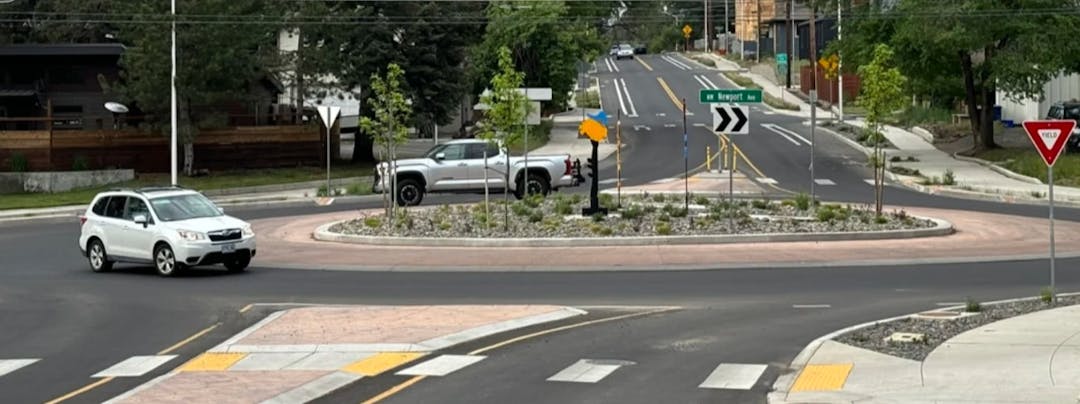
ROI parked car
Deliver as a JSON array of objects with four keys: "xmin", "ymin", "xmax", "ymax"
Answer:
[
  {"xmin": 79, "ymin": 187, "xmax": 256, "ymax": 276},
  {"xmin": 373, "ymin": 139, "xmax": 582, "ymax": 206},
  {"xmin": 1046, "ymin": 101, "xmax": 1080, "ymax": 151},
  {"xmin": 633, "ymin": 44, "xmax": 647, "ymax": 55},
  {"xmin": 609, "ymin": 45, "xmax": 619, "ymax": 57},
  {"xmin": 615, "ymin": 44, "xmax": 635, "ymax": 60}
]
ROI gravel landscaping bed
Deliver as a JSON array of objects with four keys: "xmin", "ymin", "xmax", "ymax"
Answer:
[
  {"xmin": 835, "ymin": 294, "xmax": 1080, "ymax": 361},
  {"xmin": 330, "ymin": 193, "xmax": 935, "ymax": 238}
]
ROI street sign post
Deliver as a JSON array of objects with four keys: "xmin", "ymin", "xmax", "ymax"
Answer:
[
  {"xmin": 700, "ymin": 89, "xmax": 763, "ymax": 104},
  {"xmin": 682, "ymin": 24, "xmax": 692, "ymax": 38},
  {"xmin": 712, "ymin": 105, "xmax": 749, "ymax": 135},
  {"xmin": 317, "ymin": 106, "xmax": 341, "ymax": 205},
  {"xmin": 1023, "ymin": 119, "xmax": 1077, "ymax": 305}
]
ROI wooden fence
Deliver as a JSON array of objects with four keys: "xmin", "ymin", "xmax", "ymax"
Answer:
[{"xmin": 0, "ymin": 122, "xmax": 323, "ymax": 172}]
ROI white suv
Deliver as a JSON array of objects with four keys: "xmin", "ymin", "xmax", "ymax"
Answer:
[{"xmin": 78, "ymin": 187, "xmax": 256, "ymax": 276}]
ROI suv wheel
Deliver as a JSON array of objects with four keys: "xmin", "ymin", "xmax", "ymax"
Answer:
[
  {"xmin": 225, "ymin": 255, "xmax": 251, "ymax": 273},
  {"xmin": 396, "ymin": 179, "xmax": 425, "ymax": 206},
  {"xmin": 88, "ymin": 239, "xmax": 113, "ymax": 273},
  {"xmin": 154, "ymin": 244, "xmax": 183, "ymax": 277}
]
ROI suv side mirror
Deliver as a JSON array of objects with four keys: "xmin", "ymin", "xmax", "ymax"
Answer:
[
  {"xmin": 435, "ymin": 152, "xmax": 446, "ymax": 161},
  {"xmin": 133, "ymin": 214, "xmax": 149, "ymax": 227}
]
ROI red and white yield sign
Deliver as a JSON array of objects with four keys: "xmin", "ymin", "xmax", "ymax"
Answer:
[{"xmin": 1023, "ymin": 120, "xmax": 1077, "ymax": 166}]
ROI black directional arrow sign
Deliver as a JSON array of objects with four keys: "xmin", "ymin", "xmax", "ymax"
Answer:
[{"xmin": 712, "ymin": 105, "xmax": 749, "ymax": 135}]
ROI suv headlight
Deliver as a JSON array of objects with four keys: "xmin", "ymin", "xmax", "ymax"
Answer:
[
  {"xmin": 177, "ymin": 229, "xmax": 206, "ymax": 241},
  {"xmin": 242, "ymin": 224, "xmax": 254, "ymax": 237}
]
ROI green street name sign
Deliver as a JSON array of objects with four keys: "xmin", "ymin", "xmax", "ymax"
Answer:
[{"xmin": 699, "ymin": 89, "xmax": 763, "ymax": 104}]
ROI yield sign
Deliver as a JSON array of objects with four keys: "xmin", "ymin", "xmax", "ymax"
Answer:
[
  {"xmin": 713, "ymin": 105, "xmax": 749, "ymax": 135},
  {"xmin": 1023, "ymin": 120, "xmax": 1077, "ymax": 166},
  {"xmin": 317, "ymin": 106, "xmax": 341, "ymax": 129}
]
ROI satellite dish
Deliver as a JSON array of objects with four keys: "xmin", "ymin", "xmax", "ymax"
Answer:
[{"xmin": 104, "ymin": 102, "xmax": 129, "ymax": 114}]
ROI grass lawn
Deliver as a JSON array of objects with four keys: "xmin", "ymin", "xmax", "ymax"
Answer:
[
  {"xmin": 975, "ymin": 148, "xmax": 1080, "ymax": 187},
  {"xmin": 0, "ymin": 164, "xmax": 374, "ymax": 211}
]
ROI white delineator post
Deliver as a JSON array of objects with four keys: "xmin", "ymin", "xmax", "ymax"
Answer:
[{"xmin": 837, "ymin": 0, "xmax": 843, "ymax": 122}]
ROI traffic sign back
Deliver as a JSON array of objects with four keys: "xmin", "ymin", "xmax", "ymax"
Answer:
[{"xmin": 1023, "ymin": 120, "xmax": 1076, "ymax": 167}]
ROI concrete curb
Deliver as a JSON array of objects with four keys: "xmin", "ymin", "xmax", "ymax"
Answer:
[
  {"xmin": 767, "ymin": 291, "xmax": 1080, "ymax": 404},
  {"xmin": 951, "ymin": 153, "xmax": 1044, "ymax": 185},
  {"xmin": 261, "ymin": 251, "xmax": 1080, "ymax": 273},
  {"xmin": 312, "ymin": 216, "xmax": 954, "ymax": 248},
  {"xmin": 894, "ymin": 180, "xmax": 1080, "ymax": 209}
]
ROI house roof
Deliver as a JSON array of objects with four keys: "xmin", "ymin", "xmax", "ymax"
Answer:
[{"xmin": 0, "ymin": 43, "xmax": 125, "ymax": 57}]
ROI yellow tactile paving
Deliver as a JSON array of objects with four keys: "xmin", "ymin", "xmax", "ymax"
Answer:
[
  {"xmin": 342, "ymin": 352, "xmax": 425, "ymax": 376},
  {"xmin": 178, "ymin": 353, "xmax": 248, "ymax": 371},
  {"xmin": 790, "ymin": 363, "xmax": 853, "ymax": 392}
]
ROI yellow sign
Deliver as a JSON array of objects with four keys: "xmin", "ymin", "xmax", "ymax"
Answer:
[
  {"xmin": 819, "ymin": 54, "xmax": 840, "ymax": 80},
  {"xmin": 682, "ymin": 24, "xmax": 693, "ymax": 38},
  {"xmin": 579, "ymin": 119, "xmax": 608, "ymax": 142}
]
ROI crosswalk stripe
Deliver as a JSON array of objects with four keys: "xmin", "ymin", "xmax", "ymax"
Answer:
[
  {"xmin": 92, "ymin": 355, "xmax": 177, "ymax": 378},
  {"xmin": 814, "ymin": 179, "xmax": 836, "ymax": 186},
  {"xmin": 699, "ymin": 363, "xmax": 768, "ymax": 390},
  {"xmin": 0, "ymin": 359, "xmax": 39, "ymax": 378},
  {"xmin": 757, "ymin": 178, "xmax": 778, "ymax": 184},
  {"xmin": 396, "ymin": 354, "xmax": 486, "ymax": 377},
  {"xmin": 547, "ymin": 359, "xmax": 634, "ymax": 383}
]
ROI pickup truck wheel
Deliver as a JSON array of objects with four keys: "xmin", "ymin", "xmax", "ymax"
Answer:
[
  {"xmin": 396, "ymin": 179, "xmax": 424, "ymax": 206},
  {"xmin": 516, "ymin": 173, "xmax": 551, "ymax": 199}
]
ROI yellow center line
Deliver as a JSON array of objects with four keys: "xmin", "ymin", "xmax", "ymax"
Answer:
[
  {"xmin": 717, "ymin": 133, "xmax": 794, "ymax": 194},
  {"xmin": 656, "ymin": 77, "xmax": 686, "ymax": 111},
  {"xmin": 45, "ymin": 377, "xmax": 115, "ymax": 404},
  {"xmin": 158, "ymin": 322, "xmax": 221, "ymax": 355},
  {"xmin": 361, "ymin": 376, "xmax": 426, "ymax": 404},
  {"xmin": 239, "ymin": 303, "xmax": 254, "ymax": 313},
  {"xmin": 361, "ymin": 307, "xmax": 678, "ymax": 404},
  {"xmin": 635, "ymin": 57, "xmax": 654, "ymax": 71}
]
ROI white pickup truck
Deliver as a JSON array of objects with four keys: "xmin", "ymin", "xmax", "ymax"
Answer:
[{"xmin": 373, "ymin": 139, "xmax": 583, "ymax": 206}]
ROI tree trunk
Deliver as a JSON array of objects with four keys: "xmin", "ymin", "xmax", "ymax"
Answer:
[
  {"xmin": 979, "ymin": 45, "xmax": 997, "ymax": 149},
  {"xmin": 504, "ymin": 151, "xmax": 510, "ymax": 231},
  {"xmin": 959, "ymin": 51, "xmax": 982, "ymax": 151},
  {"xmin": 352, "ymin": 99, "xmax": 376, "ymax": 164}
]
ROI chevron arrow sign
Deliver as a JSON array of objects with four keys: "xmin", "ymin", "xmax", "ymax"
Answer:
[{"xmin": 712, "ymin": 104, "xmax": 749, "ymax": 135}]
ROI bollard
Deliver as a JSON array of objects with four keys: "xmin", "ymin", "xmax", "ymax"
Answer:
[{"xmin": 706, "ymin": 145, "xmax": 712, "ymax": 171}]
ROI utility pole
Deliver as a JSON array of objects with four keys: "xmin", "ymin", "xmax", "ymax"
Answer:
[
  {"xmin": 704, "ymin": 0, "xmax": 710, "ymax": 52},
  {"xmin": 755, "ymin": 0, "xmax": 761, "ymax": 63},
  {"xmin": 785, "ymin": 0, "xmax": 793, "ymax": 89},
  {"xmin": 724, "ymin": 0, "xmax": 729, "ymax": 53}
]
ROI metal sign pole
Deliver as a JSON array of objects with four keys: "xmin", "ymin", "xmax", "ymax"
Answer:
[
  {"xmin": 810, "ymin": 90, "xmax": 817, "ymax": 205},
  {"xmin": 683, "ymin": 99, "xmax": 689, "ymax": 211},
  {"xmin": 617, "ymin": 111, "xmax": 623, "ymax": 208},
  {"xmin": 1050, "ymin": 164, "xmax": 1056, "ymax": 305},
  {"xmin": 729, "ymin": 132, "xmax": 735, "ymax": 233},
  {"xmin": 326, "ymin": 123, "xmax": 332, "ymax": 197}
]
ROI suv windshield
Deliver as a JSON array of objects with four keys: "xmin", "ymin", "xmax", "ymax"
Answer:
[{"xmin": 150, "ymin": 193, "xmax": 222, "ymax": 222}]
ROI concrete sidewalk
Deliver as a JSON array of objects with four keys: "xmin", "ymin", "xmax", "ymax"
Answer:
[
  {"xmin": 698, "ymin": 52, "xmax": 1080, "ymax": 206},
  {"xmin": 773, "ymin": 304, "xmax": 1080, "ymax": 404},
  {"xmin": 106, "ymin": 305, "xmax": 585, "ymax": 404}
]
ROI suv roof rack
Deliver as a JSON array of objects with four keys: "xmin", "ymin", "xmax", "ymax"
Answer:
[{"xmin": 135, "ymin": 185, "xmax": 191, "ymax": 193}]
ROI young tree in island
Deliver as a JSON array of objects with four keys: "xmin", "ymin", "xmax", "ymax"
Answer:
[
  {"xmin": 477, "ymin": 46, "xmax": 530, "ymax": 230},
  {"xmin": 359, "ymin": 63, "xmax": 412, "ymax": 223},
  {"xmin": 858, "ymin": 44, "xmax": 907, "ymax": 216}
]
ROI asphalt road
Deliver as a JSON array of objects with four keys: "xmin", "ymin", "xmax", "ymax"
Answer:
[{"xmin": 1, "ymin": 52, "xmax": 1079, "ymax": 403}]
